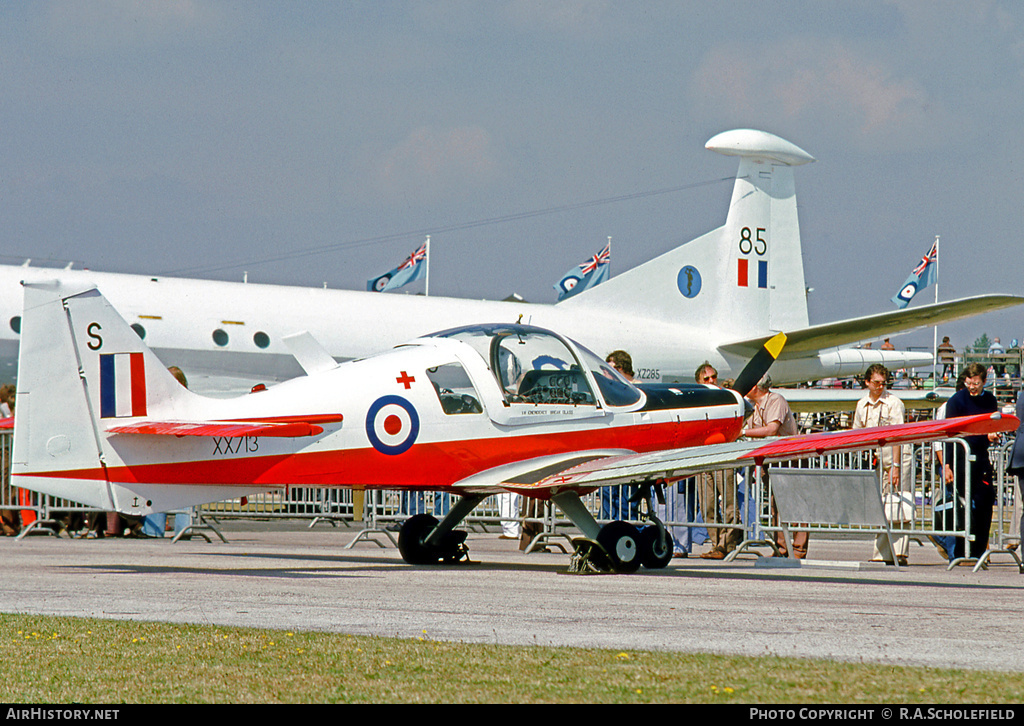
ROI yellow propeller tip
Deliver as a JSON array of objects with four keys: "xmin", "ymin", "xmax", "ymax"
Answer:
[{"xmin": 765, "ymin": 332, "xmax": 787, "ymax": 359}]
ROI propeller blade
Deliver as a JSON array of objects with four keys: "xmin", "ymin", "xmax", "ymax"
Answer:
[{"xmin": 731, "ymin": 332, "xmax": 787, "ymax": 398}]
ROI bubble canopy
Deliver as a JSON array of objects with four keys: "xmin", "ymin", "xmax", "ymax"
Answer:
[{"xmin": 431, "ymin": 324, "xmax": 643, "ymax": 408}]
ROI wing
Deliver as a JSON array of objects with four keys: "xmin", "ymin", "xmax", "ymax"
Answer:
[
  {"xmin": 783, "ymin": 387, "xmax": 952, "ymax": 413},
  {"xmin": 106, "ymin": 414, "xmax": 343, "ymax": 438},
  {"xmin": 506, "ymin": 412, "xmax": 1018, "ymax": 494},
  {"xmin": 450, "ymin": 449, "xmax": 637, "ymax": 495},
  {"xmin": 720, "ymin": 294, "xmax": 1024, "ymax": 357}
]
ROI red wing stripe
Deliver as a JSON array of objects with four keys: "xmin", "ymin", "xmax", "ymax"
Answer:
[{"xmin": 747, "ymin": 413, "xmax": 1016, "ymax": 461}]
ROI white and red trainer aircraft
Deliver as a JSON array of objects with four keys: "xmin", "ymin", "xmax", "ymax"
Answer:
[{"xmin": 12, "ymin": 281, "xmax": 1016, "ymax": 572}]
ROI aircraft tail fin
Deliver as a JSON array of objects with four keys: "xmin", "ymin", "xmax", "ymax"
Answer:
[
  {"xmin": 559, "ymin": 129, "xmax": 815, "ymax": 344},
  {"xmin": 11, "ymin": 280, "xmax": 214, "ymax": 513}
]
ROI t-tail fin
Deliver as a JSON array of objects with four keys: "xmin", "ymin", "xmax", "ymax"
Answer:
[
  {"xmin": 558, "ymin": 129, "xmax": 815, "ymax": 344},
  {"xmin": 11, "ymin": 280, "xmax": 208, "ymax": 513}
]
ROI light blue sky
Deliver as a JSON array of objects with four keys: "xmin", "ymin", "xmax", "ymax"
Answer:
[{"xmin": 2, "ymin": 1, "xmax": 1022, "ymax": 353}]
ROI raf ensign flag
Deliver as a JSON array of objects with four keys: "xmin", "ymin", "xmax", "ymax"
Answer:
[
  {"xmin": 368, "ymin": 241, "xmax": 428, "ymax": 293},
  {"xmin": 554, "ymin": 241, "xmax": 610, "ymax": 301},
  {"xmin": 891, "ymin": 238, "xmax": 938, "ymax": 309}
]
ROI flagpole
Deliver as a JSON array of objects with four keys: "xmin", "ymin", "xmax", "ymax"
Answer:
[
  {"xmin": 425, "ymin": 235, "xmax": 430, "ymax": 297},
  {"xmin": 932, "ymin": 235, "xmax": 940, "ymax": 379},
  {"xmin": 607, "ymin": 236, "xmax": 612, "ymax": 278}
]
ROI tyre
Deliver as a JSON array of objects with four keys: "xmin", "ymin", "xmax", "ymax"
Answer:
[
  {"xmin": 397, "ymin": 514, "xmax": 441, "ymax": 565},
  {"xmin": 596, "ymin": 520, "xmax": 642, "ymax": 573},
  {"xmin": 638, "ymin": 525, "xmax": 673, "ymax": 569}
]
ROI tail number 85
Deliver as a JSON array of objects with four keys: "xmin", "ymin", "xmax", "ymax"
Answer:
[{"xmin": 739, "ymin": 227, "xmax": 767, "ymax": 255}]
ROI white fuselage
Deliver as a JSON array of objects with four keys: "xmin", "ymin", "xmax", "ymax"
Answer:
[{"xmin": 0, "ymin": 265, "xmax": 930, "ymax": 393}]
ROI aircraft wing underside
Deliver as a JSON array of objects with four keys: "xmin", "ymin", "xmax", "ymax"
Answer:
[
  {"xmin": 781, "ymin": 387, "xmax": 951, "ymax": 413},
  {"xmin": 450, "ymin": 449, "xmax": 637, "ymax": 495},
  {"xmin": 718, "ymin": 294, "xmax": 1024, "ymax": 357},
  {"xmin": 480, "ymin": 412, "xmax": 1017, "ymax": 496}
]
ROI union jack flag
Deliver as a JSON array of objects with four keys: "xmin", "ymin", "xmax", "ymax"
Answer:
[
  {"xmin": 399, "ymin": 241, "xmax": 428, "ymax": 271},
  {"xmin": 912, "ymin": 239, "xmax": 938, "ymax": 276},
  {"xmin": 554, "ymin": 241, "xmax": 611, "ymax": 301},
  {"xmin": 579, "ymin": 242, "xmax": 611, "ymax": 275}
]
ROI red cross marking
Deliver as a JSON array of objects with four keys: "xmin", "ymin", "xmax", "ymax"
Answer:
[{"xmin": 396, "ymin": 371, "xmax": 415, "ymax": 389}]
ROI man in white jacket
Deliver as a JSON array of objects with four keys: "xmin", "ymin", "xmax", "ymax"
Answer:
[{"xmin": 854, "ymin": 364, "xmax": 912, "ymax": 565}]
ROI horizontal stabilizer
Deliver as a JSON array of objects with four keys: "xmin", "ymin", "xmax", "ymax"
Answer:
[
  {"xmin": 106, "ymin": 414, "xmax": 343, "ymax": 438},
  {"xmin": 720, "ymin": 294, "xmax": 1024, "ymax": 357}
]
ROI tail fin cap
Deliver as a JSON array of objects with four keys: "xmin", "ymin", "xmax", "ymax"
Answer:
[{"xmin": 706, "ymin": 129, "xmax": 816, "ymax": 166}]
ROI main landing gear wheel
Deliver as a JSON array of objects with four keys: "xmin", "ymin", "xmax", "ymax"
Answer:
[
  {"xmin": 596, "ymin": 521, "xmax": 642, "ymax": 573},
  {"xmin": 398, "ymin": 514, "xmax": 441, "ymax": 564},
  {"xmin": 397, "ymin": 514, "xmax": 469, "ymax": 565},
  {"xmin": 638, "ymin": 525, "xmax": 673, "ymax": 569}
]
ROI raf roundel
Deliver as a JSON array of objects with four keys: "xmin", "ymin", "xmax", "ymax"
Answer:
[
  {"xmin": 365, "ymin": 395, "xmax": 420, "ymax": 455},
  {"xmin": 896, "ymin": 282, "xmax": 918, "ymax": 304},
  {"xmin": 557, "ymin": 275, "xmax": 581, "ymax": 295}
]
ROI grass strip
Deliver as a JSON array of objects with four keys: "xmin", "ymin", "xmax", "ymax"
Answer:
[{"xmin": 1, "ymin": 613, "xmax": 1020, "ymax": 703}]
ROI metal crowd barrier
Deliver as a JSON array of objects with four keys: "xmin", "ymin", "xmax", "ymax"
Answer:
[
  {"xmin": 342, "ymin": 489, "xmax": 508, "ymax": 549},
  {"xmin": 0, "ymin": 430, "xmax": 48, "ymax": 538},
  {"xmin": 750, "ymin": 439, "xmax": 966, "ymax": 567},
  {"xmin": 981, "ymin": 440, "xmax": 1023, "ymax": 571}
]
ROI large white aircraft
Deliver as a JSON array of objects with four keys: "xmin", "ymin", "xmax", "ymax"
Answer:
[{"xmin": 1, "ymin": 129, "xmax": 1019, "ymax": 395}]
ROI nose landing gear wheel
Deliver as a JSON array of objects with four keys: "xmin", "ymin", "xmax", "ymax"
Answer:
[{"xmin": 597, "ymin": 521, "xmax": 642, "ymax": 573}]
